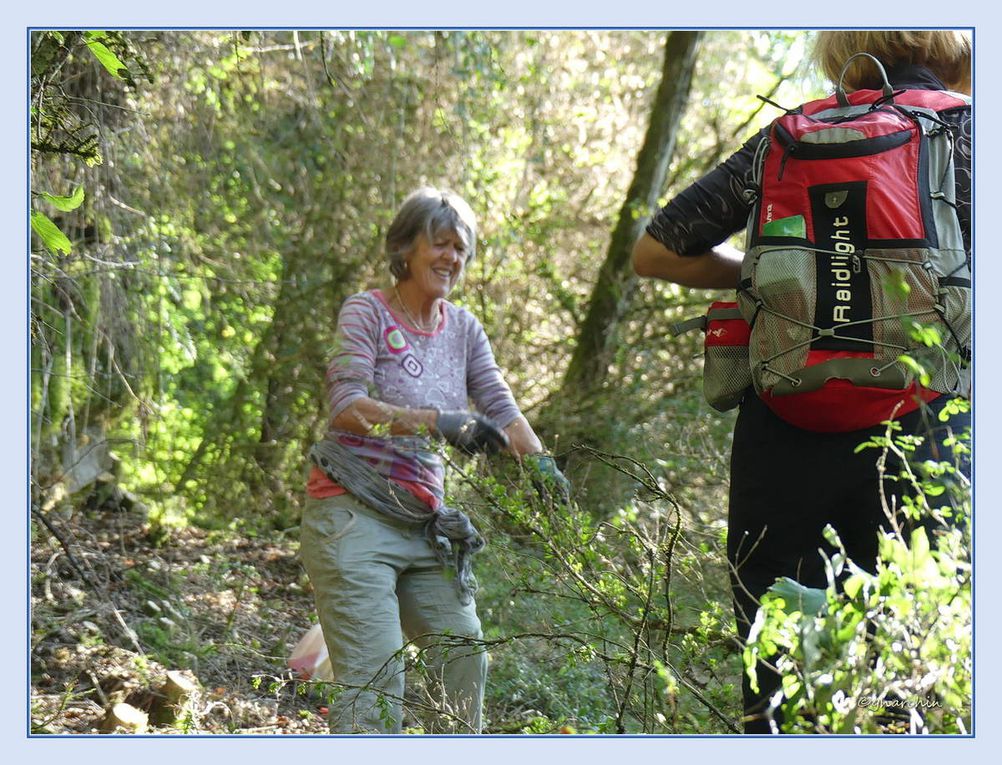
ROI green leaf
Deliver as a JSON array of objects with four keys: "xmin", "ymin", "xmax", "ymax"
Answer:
[
  {"xmin": 883, "ymin": 268, "xmax": 911, "ymax": 298},
  {"xmin": 84, "ymin": 36, "xmax": 131, "ymax": 82},
  {"xmin": 909, "ymin": 526, "xmax": 931, "ymax": 560},
  {"xmin": 40, "ymin": 186, "xmax": 85, "ymax": 212},
  {"xmin": 388, "ymin": 34, "xmax": 407, "ymax": 48},
  {"xmin": 842, "ymin": 573, "xmax": 866, "ymax": 601},
  {"xmin": 781, "ymin": 673, "xmax": 802, "ymax": 697},
  {"xmin": 898, "ymin": 353, "xmax": 931, "ymax": 387},
  {"xmin": 907, "ymin": 321, "xmax": 943, "ymax": 348},
  {"xmin": 768, "ymin": 577, "xmax": 827, "ymax": 616},
  {"xmin": 31, "ymin": 211, "xmax": 72, "ymax": 254}
]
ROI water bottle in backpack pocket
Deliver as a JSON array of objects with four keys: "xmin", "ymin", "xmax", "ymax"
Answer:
[{"xmin": 672, "ymin": 301, "xmax": 752, "ymax": 412}]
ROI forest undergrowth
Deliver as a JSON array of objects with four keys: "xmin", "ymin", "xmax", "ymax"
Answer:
[{"xmin": 31, "ymin": 414, "xmax": 743, "ymax": 736}]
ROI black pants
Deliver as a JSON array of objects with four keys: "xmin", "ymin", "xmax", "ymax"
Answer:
[{"xmin": 727, "ymin": 393, "xmax": 970, "ymax": 733}]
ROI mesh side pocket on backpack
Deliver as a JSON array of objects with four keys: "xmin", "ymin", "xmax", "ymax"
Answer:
[
  {"xmin": 866, "ymin": 249, "xmax": 937, "ymax": 365},
  {"xmin": 747, "ymin": 247, "xmax": 815, "ymax": 390},
  {"xmin": 703, "ymin": 302, "xmax": 752, "ymax": 412}
]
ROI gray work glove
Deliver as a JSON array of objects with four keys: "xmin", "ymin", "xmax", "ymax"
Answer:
[{"xmin": 435, "ymin": 410, "xmax": 509, "ymax": 456}]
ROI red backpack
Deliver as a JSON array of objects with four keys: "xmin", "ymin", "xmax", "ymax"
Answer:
[{"xmin": 685, "ymin": 54, "xmax": 971, "ymax": 432}]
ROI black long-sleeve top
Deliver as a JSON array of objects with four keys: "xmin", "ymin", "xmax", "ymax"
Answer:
[{"xmin": 645, "ymin": 65, "xmax": 971, "ymax": 263}]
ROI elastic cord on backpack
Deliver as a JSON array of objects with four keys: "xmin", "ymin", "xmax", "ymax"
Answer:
[
  {"xmin": 737, "ymin": 278, "xmax": 762, "ymax": 330},
  {"xmin": 870, "ymin": 89, "xmax": 907, "ymax": 110},
  {"xmin": 756, "ymin": 94, "xmax": 797, "ymax": 114},
  {"xmin": 890, "ymin": 103, "xmax": 959, "ymax": 203},
  {"xmin": 749, "ymin": 132, "xmax": 770, "ymax": 196},
  {"xmin": 936, "ymin": 126, "xmax": 958, "ymax": 205},
  {"xmin": 934, "ymin": 262, "xmax": 973, "ymax": 364}
]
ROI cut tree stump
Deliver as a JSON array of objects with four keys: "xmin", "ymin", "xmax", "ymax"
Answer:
[
  {"xmin": 150, "ymin": 670, "xmax": 201, "ymax": 726},
  {"xmin": 101, "ymin": 702, "xmax": 149, "ymax": 733}
]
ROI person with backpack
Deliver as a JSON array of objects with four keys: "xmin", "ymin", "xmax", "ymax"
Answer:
[
  {"xmin": 301, "ymin": 187, "xmax": 569, "ymax": 733},
  {"xmin": 631, "ymin": 31, "xmax": 971, "ymax": 733}
]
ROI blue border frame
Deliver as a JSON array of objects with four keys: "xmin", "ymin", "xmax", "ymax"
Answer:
[{"xmin": 25, "ymin": 25, "xmax": 976, "ymax": 741}]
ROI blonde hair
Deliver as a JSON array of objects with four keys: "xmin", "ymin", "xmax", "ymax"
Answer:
[{"xmin": 813, "ymin": 31, "xmax": 971, "ymax": 93}]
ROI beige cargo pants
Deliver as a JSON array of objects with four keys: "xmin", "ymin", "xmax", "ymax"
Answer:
[{"xmin": 299, "ymin": 493, "xmax": 487, "ymax": 734}]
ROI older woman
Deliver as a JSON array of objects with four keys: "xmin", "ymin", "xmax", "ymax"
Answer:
[{"xmin": 301, "ymin": 187, "xmax": 567, "ymax": 734}]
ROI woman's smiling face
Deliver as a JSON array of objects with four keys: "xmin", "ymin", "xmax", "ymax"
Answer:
[{"xmin": 403, "ymin": 229, "xmax": 469, "ymax": 300}]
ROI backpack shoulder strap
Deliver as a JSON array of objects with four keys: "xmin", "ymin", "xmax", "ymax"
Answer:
[{"xmin": 893, "ymin": 89, "xmax": 970, "ymax": 110}]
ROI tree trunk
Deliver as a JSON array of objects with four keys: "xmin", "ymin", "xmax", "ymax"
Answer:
[{"xmin": 560, "ymin": 31, "xmax": 703, "ymax": 400}]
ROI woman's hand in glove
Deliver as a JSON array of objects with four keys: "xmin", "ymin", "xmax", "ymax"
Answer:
[
  {"xmin": 524, "ymin": 453, "xmax": 571, "ymax": 504},
  {"xmin": 434, "ymin": 410, "xmax": 510, "ymax": 455}
]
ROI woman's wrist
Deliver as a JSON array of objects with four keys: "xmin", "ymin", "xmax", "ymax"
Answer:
[
  {"xmin": 420, "ymin": 408, "xmax": 441, "ymax": 434},
  {"xmin": 389, "ymin": 406, "xmax": 439, "ymax": 436}
]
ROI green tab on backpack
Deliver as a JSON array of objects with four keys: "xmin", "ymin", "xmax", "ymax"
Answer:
[{"xmin": 762, "ymin": 214, "xmax": 806, "ymax": 238}]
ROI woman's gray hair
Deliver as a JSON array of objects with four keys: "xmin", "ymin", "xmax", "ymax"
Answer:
[{"xmin": 385, "ymin": 187, "xmax": 478, "ymax": 281}]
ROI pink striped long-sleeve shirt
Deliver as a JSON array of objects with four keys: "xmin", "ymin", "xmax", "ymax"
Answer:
[{"xmin": 307, "ymin": 289, "xmax": 522, "ymax": 507}]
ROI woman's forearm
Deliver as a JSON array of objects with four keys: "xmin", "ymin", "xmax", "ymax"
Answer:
[
  {"xmin": 632, "ymin": 233, "xmax": 744, "ymax": 289},
  {"xmin": 334, "ymin": 398, "xmax": 545, "ymax": 458},
  {"xmin": 332, "ymin": 397, "xmax": 439, "ymax": 436},
  {"xmin": 503, "ymin": 415, "xmax": 544, "ymax": 457}
]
